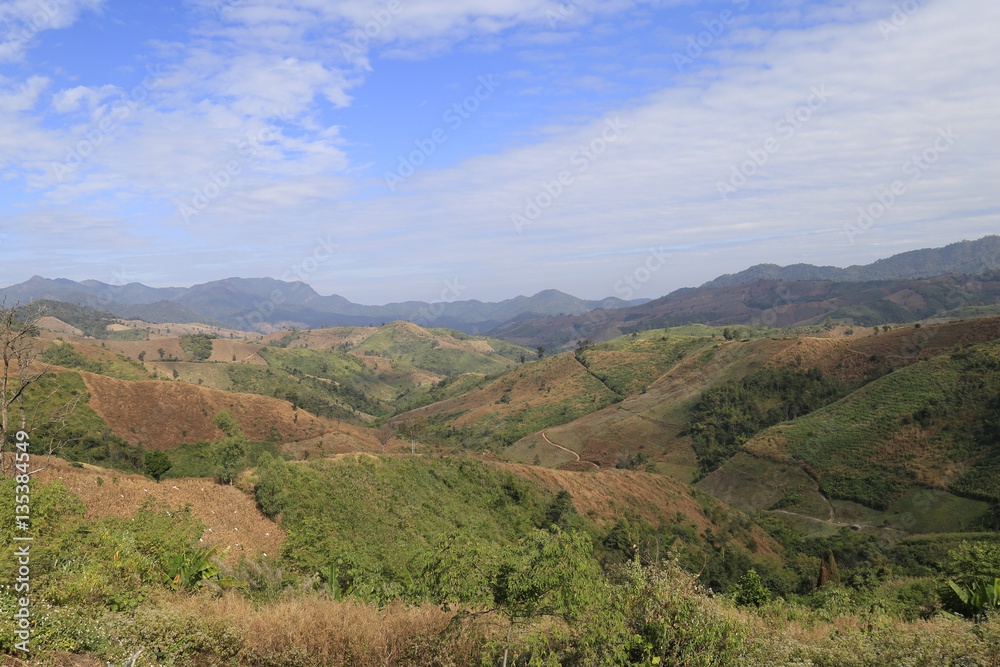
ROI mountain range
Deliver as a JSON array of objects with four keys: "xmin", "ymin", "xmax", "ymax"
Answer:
[
  {"xmin": 3, "ymin": 235, "xmax": 998, "ymax": 345},
  {"xmin": 0, "ymin": 276, "xmax": 645, "ymax": 335}
]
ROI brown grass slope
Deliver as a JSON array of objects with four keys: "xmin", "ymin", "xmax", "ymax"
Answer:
[
  {"xmin": 78, "ymin": 371, "xmax": 381, "ymax": 451},
  {"xmin": 393, "ymin": 352, "xmax": 616, "ymax": 428},
  {"xmin": 505, "ymin": 318, "xmax": 1000, "ymax": 483},
  {"xmin": 32, "ymin": 458, "xmax": 284, "ymax": 559},
  {"xmin": 501, "ymin": 461, "xmax": 776, "ymax": 555}
]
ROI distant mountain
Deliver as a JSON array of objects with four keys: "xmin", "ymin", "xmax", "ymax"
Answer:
[
  {"xmin": 0, "ymin": 276, "xmax": 644, "ymax": 335},
  {"xmin": 695, "ymin": 235, "xmax": 1000, "ymax": 290},
  {"xmin": 491, "ymin": 271, "xmax": 1000, "ymax": 351}
]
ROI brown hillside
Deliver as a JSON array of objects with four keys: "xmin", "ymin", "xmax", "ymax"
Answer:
[
  {"xmin": 396, "ymin": 353, "xmax": 615, "ymax": 428},
  {"xmin": 505, "ymin": 318, "xmax": 1000, "ymax": 482},
  {"xmin": 33, "ymin": 458, "xmax": 284, "ymax": 560},
  {"xmin": 36, "ymin": 316, "xmax": 84, "ymax": 336},
  {"xmin": 502, "ymin": 462, "xmax": 782, "ymax": 560},
  {"xmin": 78, "ymin": 371, "xmax": 376, "ymax": 450}
]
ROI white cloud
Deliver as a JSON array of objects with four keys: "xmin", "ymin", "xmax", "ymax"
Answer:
[
  {"xmin": 0, "ymin": 0, "xmax": 105, "ymax": 62},
  {"xmin": 2, "ymin": 0, "xmax": 998, "ymax": 303}
]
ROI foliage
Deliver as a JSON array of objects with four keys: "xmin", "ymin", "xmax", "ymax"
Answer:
[
  {"xmin": 253, "ymin": 451, "xmax": 290, "ymax": 518},
  {"xmin": 143, "ymin": 449, "xmax": 172, "ymax": 481},
  {"xmin": 279, "ymin": 456, "xmax": 551, "ymax": 602},
  {"xmin": 179, "ymin": 333, "xmax": 216, "ymax": 361},
  {"xmin": 687, "ymin": 366, "xmax": 848, "ymax": 474},
  {"xmin": 732, "ymin": 569, "xmax": 771, "ymax": 607},
  {"xmin": 944, "ymin": 578, "xmax": 1000, "ymax": 621},
  {"xmin": 40, "ymin": 342, "xmax": 151, "ymax": 380},
  {"xmin": 426, "ymin": 528, "xmax": 602, "ymax": 664},
  {"xmin": 162, "ymin": 545, "xmax": 224, "ymax": 590},
  {"xmin": 212, "ymin": 409, "xmax": 248, "ymax": 484},
  {"xmin": 226, "ymin": 357, "xmax": 388, "ymax": 422}
]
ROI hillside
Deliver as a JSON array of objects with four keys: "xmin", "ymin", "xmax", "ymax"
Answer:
[
  {"xmin": 34, "ymin": 321, "xmax": 534, "ymax": 428},
  {"xmin": 698, "ymin": 328, "xmax": 1000, "ymax": 533},
  {"xmin": 492, "ymin": 271, "xmax": 1000, "ymax": 352},
  {"xmin": 504, "ymin": 318, "xmax": 1000, "ymax": 486},
  {"xmin": 392, "ymin": 332, "xmax": 714, "ymax": 452},
  {"xmin": 695, "ymin": 235, "xmax": 1000, "ymax": 290}
]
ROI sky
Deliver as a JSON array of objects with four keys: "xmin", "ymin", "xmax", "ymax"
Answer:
[{"xmin": 1, "ymin": 0, "xmax": 998, "ymax": 305}]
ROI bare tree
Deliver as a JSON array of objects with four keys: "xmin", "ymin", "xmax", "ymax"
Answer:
[
  {"xmin": 0, "ymin": 300, "xmax": 79, "ymax": 477},
  {"xmin": 376, "ymin": 423, "xmax": 393, "ymax": 454},
  {"xmin": 401, "ymin": 414, "xmax": 426, "ymax": 455}
]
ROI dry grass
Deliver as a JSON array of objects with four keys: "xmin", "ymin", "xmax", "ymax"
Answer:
[
  {"xmin": 32, "ymin": 458, "xmax": 285, "ymax": 559},
  {"xmin": 77, "ymin": 371, "xmax": 373, "ymax": 450},
  {"xmin": 176, "ymin": 593, "xmax": 492, "ymax": 666},
  {"xmin": 500, "ymin": 461, "xmax": 784, "ymax": 559}
]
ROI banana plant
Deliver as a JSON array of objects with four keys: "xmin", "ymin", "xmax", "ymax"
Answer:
[
  {"xmin": 162, "ymin": 546, "xmax": 226, "ymax": 590},
  {"xmin": 945, "ymin": 578, "xmax": 1000, "ymax": 622}
]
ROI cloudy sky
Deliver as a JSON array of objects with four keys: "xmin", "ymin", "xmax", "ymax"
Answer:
[{"xmin": 1, "ymin": 0, "xmax": 997, "ymax": 304}]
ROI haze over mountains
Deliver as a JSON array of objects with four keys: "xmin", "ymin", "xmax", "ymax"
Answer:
[
  {"xmin": 0, "ymin": 276, "xmax": 645, "ymax": 335},
  {"xmin": 3, "ymin": 236, "xmax": 997, "ymax": 345}
]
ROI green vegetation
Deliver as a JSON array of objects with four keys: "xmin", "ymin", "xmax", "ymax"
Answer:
[
  {"xmin": 142, "ymin": 450, "xmax": 172, "ymax": 481},
  {"xmin": 211, "ymin": 409, "xmax": 248, "ymax": 484},
  {"xmin": 225, "ymin": 361, "xmax": 388, "ymax": 422},
  {"xmin": 686, "ymin": 366, "xmax": 849, "ymax": 475},
  {"xmin": 40, "ymin": 342, "xmax": 152, "ymax": 380},
  {"xmin": 27, "ymin": 300, "xmax": 123, "ymax": 338},
  {"xmin": 179, "ymin": 333, "xmax": 216, "ymax": 361},
  {"xmin": 252, "ymin": 452, "xmax": 290, "ymax": 519}
]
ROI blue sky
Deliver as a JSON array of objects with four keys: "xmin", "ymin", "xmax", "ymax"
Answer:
[{"xmin": 1, "ymin": 0, "xmax": 997, "ymax": 304}]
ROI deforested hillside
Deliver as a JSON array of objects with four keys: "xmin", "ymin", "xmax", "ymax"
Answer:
[
  {"xmin": 392, "ymin": 332, "xmax": 715, "ymax": 452},
  {"xmin": 698, "ymin": 334, "xmax": 1000, "ymax": 533},
  {"xmin": 503, "ymin": 318, "xmax": 1000, "ymax": 485}
]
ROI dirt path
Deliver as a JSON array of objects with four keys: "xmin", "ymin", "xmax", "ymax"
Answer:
[
  {"xmin": 541, "ymin": 431, "xmax": 580, "ymax": 460},
  {"xmin": 540, "ymin": 432, "xmax": 600, "ymax": 470},
  {"xmin": 769, "ymin": 508, "xmax": 871, "ymax": 529}
]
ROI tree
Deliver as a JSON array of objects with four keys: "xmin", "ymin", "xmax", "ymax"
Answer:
[
  {"xmin": 545, "ymin": 490, "xmax": 577, "ymax": 528},
  {"xmin": 137, "ymin": 351, "xmax": 146, "ymax": 362},
  {"xmin": 536, "ymin": 346, "xmax": 545, "ymax": 360},
  {"xmin": 733, "ymin": 569, "xmax": 771, "ymax": 607},
  {"xmin": 252, "ymin": 452, "xmax": 289, "ymax": 519},
  {"xmin": 1, "ymin": 300, "xmax": 79, "ymax": 478},
  {"xmin": 426, "ymin": 529, "xmax": 600, "ymax": 667},
  {"xmin": 157, "ymin": 347, "xmax": 165, "ymax": 359},
  {"xmin": 375, "ymin": 423, "xmax": 393, "ymax": 454},
  {"xmin": 143, "ymin": 450, "xmax": 172, "ymax": 482},
  {"xmin": 211, "ymin": 409, "xmax": 247, "ymax": 484},
  {"xmin": 400, "ymin": 415, "xmax": 426, "ymax": 455}
]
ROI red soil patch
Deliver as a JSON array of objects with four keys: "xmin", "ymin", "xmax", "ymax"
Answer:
[{"xmin": 33, "ymin": 458, "xmax": 284, "ymax": 560}]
